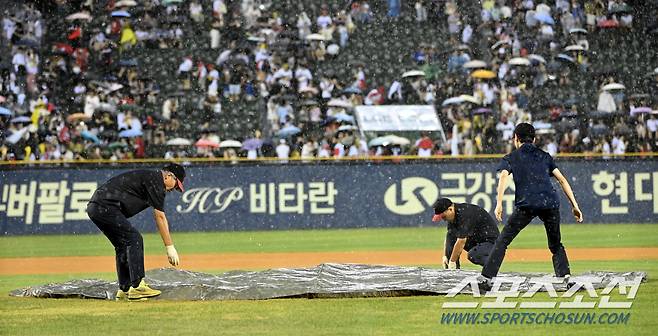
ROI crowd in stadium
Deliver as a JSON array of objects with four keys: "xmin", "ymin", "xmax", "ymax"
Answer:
[{"xmin": 0, "ymin": 0, "xmax": 656, "ymax": 162}]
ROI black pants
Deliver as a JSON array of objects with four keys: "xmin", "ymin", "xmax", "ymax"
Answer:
[
  {"xmin": 445, "ymin": 234, "xmax": 494, "ymax": 268},
  {"xmin": 86, "ymin": 202, "xmax": 145, "ymax": 292},
  {"xmin": 481, "ymin": 207, "xmax": 570, "ymax": 279}
]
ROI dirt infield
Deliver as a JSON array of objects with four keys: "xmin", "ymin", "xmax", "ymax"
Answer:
[{"xmin": 1, "ymin": 247, "xmax": 658, "ymax": 275}]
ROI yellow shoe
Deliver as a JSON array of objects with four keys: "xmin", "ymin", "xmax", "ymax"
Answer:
[
  {"xmin": 115, "ymin": 290, "xmax": 128, "ymax": 301},
  {"xmin": 127, "ymin": 280, "xmax": 161, "ymax": 300}
]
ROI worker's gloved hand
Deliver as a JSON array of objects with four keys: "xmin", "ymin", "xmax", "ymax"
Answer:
[
  {"xmin": 166, "ymin": 245, "xmax": 179, "ymax": 266},
  {"xmin": 448, "ymin": 261, "xmax": 458, "ymax": 270},
  {"xmin": 442, "ymin": 256, "xmax": 449, "ymax": 269}
]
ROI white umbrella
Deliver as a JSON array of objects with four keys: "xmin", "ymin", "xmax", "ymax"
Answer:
[
  {"xmin": 463, "ymin": 60, "xmax": 487, "ymax": 69},
  {"xmin": 337, "ymin": 125, "xmax": 358, "ymax": 132},
  {"xmin": 509, "ymin": 57, "xmax": 530, "ymax": 66},
  {"xmin": 527, "ymin": 54, "xmax": 547, "ymax": 64},
  {"xmin": 490, "ymin": 40, "xmax": 510, "ymax": 50},
  {"xmin": 565, "ymin": 45, "xmax": 585, "ymax": 52},
  {"xmin": 441, "ymin": 96, "xmax": 464, "ymax": 106},
  {"xmin": 569, "ymin": 28, "xmax": 588, "ymax": 34},
  {"xmin": 327, "ymin": 98, "xmax": 353, "ymax": 108},
  {"xmin": 219, "ymin": 140, "xmax": 243, "ymax": 148},
  {"xmin": 602, "ymin": 83, "xmax": 625, "ymax": 91},
  {"xmin": 166, "ymin": 138, "xmax": 192, "ymax": 146},
  {"xmin": 401, "ymin": 70, "xmax": 425, "ymax": 78},
  {"xmin": 305, "ymin": 33, "xmax": 326, "ymax": 41},
  {"xmin": 66, "ymin": 12, "xmax": 92, "ymax": 21},
  {"xmin": 368, "ymin": 135, "xmax": 411, "ymax": 147},
  {"xmin": 459, "ymin": 94, "xmax": 480, "ymax": 104},
  {"xmin": 5, "ymin": 126, "xmax": 29, "ymax": 144},
  {"xmin": 115, "ymin": 0, "xmax": 138, "ymax": 7}
]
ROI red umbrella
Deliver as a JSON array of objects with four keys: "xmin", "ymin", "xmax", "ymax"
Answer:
[{"xmin": 195, "ymin": 138, "xmax": 219, "ymax": 148}]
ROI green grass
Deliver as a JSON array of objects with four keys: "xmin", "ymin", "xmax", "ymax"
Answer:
[
  {"xmin": 1, "ymin": 225, "xmax": 657, "ymax": 335},
  {"xmin": 1, "ymin": 224, "xmax": 657, "ymax": 258}
]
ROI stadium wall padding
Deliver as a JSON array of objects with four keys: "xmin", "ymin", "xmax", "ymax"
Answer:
[{"xmin": 1, "ymin": 159, "xmax": 657, "ymax": 235}]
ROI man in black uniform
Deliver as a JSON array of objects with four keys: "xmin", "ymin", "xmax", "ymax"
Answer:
[
  {"xmin": 86, "ymin": 163, "xmax": 186, "ymax": 300},
  {"xmin": 478, "ymin": 123, "xmax": 583, "ymax": 292},
  {"xmin": 432, "ymin": 198, "xmax": 499, "ymax": 269}
]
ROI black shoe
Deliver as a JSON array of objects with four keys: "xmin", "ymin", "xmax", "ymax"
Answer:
[
  {"xmin": 563, "ymin": 275, "xmax": 577, "ymax": 291},
  {"xmin": 477, "ymin": 276, "xmax": 492, "ymax": 293}
]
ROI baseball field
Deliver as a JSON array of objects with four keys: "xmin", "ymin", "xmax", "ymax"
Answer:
[{"xmin": 1, "ymin": 223, "xmax": 657, "ymax": 335}]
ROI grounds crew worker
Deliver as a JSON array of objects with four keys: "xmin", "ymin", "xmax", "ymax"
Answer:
[
  {"xmin": 86, "ymin": 163, "xmax": 185, "ymax": 300},
  {"xmin": 477, "ymin": 123, "xmax": 583, "ymax": 292},
  {"xmin": 432, "ymin": 198, "xmax": 499, "ymax": 269}
]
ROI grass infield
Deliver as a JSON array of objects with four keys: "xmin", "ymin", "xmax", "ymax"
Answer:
[{"xmin": 1, "ymin": 224, "xmax": 657, "ymax": 335}]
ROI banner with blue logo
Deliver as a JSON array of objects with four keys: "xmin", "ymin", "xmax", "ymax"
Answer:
[{"xmin": 1, "ymin": 159, "xmax": 657, "ymax": 235}]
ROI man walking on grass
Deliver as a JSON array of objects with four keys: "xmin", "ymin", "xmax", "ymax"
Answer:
[
  {"xmin": 478, "ymin": 123, "xmax": 583, "ymax": 292},
  {"xmin": 86, "ymin": 163, "xmax": 185, "ymax": 300}
]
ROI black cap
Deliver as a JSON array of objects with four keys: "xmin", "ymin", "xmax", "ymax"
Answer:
[
  {"xmin": 163, "ymin": 163, "xmax": 186, "ymax": 192},
  {"xmin": 432, "ymin": 198, "xmax": 452, "ymax": 222}
]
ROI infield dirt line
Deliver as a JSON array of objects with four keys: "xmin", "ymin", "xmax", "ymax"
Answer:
[{"xmin": 1, "ymin": 247, "xmax": 657, "ymax": 275}]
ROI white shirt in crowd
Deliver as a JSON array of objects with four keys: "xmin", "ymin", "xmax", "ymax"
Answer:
[
  {"xmin": 317, "ymin": 15, "xmax": 332, "ymax": 29},
  {"xmin": 276, "ymin": 141, "xmax": 290, "ymax": 160},
  {"xmin": 178, "ymin": 58, "xmax": 193, "ymax": 73},
  {"xmin": 612, "ymin": 136, "xmax": 626, "ymax": 155}
]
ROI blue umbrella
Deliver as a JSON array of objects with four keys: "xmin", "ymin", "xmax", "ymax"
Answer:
[
  {"xmin": 10, "ymin": 116, "xmax": 31, "ymax": 123},
  {"xmin": 5, "ymin": 127, "xmax": 29, "ymax": 144},
  {"xmin": 342, "ymin": 87, "xmax": 362, "ymax": 95},
  {"xmin": 111, "ymin": 10, "xmax": 131, "ymax": 18},
  {"xmin": 556, "ymin": 53, "xmax": 575, "ymax": 63},
  {"xmin": 534, "ymin": 12, "xmax": 555, "ymax": 25},
  {"xmin": 118, "ymin": 129, "xmax": 143, "ymax": 137},
  {"xmin": 15, "ymin": 38, "xmax": 39, "ymax": 48},
  {"xmin": 0, "ymin": 106, "xmax": 12, "ymax": 116},
  {"xmin": 277, "ymin": 126, "xmax": 302, "ymax": 137},
  {"xmin": 242, "ymin": 138, "xmax": 263, "ymax": 151},
  {"xmin": 333, "ymin": 112, "xmax": 355, "ymax": 123},
  {"xmin": 81, "ymin": 130, "xmax": 100, "ymax": 143}
]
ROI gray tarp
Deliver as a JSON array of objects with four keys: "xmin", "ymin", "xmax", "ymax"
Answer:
[{"xmin": 10, "ymin": 263, "xmax": 647, "ymax": 301}]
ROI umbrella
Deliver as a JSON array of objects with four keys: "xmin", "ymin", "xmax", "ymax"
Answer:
[
  {"xmin": 534, "ymin": 12, "xmax": 555, "ymax": 25},
  {"xmin": 472, "ymin": 107, "xmax": 493, "ymax": 115},
  {"xmin": 219, "ymin": 140, "xmax": 243, "ymax": 148},
  {"xmin": 630, "ymin": 107, "xmax": 652, "ymax": 116},
  {"xmin": 300, "ymin": 99, "xmax": 319, "ymax": 106},
  {"xmin": 459, "ymin": 94, "xmax": 480, "ymax": 104},
  {"xmin": 277, "ymin": 125, "xmax": 302, "ymax": 137},
  {"xmin": 556, "ymin": 54, "xmax": 575, "ymax": 63},
  {"xmin": 163, "ymin": 0, "xmax": 184, "ymax": 4},
  {"xmin": 242, "ymin": 138, "xmax": 263, "ymax": 151},
  {"xmin": 609, "ymin": 3, "xmax": 632, "ymax": 14},
  {"xmin": 402, "ymin": 70, "xmax": 425, "ymax": 78},
  {"xmin": 305, "ymin": 33, "xmax": 326, "ymax": 41},
  {"xmin": 490, "ymin": 40, "xmax": 510, "ymax": 50},
  {"xmin": 337, "ymin": 125, "xmax": 358, "ymax": 132},
  {"xmin": 81, "ymin": 130, "xmax": 100, "ymax": 143},
  {"xmin": 119, "ymin": 129, "xmax": 143, "ymax": 138},
  {"xmin": 342, "ymin": 87, "xmax": 362, "ymax": 95},
  {"xmin": 442, "ymin": 96, "xmax": 464, "ymax": 106},
  {"xmin": 66, "ymin": 113, "xmax": 91, "ymax": 123},
  {"xmin": 602, "ymin": 83, "xmax": 625, "ymax": 91},
  {"xmin": 111, "ymin": 10, "xmax": 131, "ymax": 18},
  {"xmin": 471, "ymin": 69, "xmax": 496, "ymax": 79},
  {"xmin": 66, "ymin": 12, "xmax": 92, "ymax": 21},
  {"xmin": 564, "ymin": 45, "xmax": 585, "ymax": 52},
  {"xmin": 15, "ymin": 38, "xmax": 39, "ymax": 48},
  {"xmin": 569, "ymin": 28, "xmax": 588, "ymax": 35},
  {"xmin": 327, "ymin": 98, "xmax": 353, "ymax": 108},
  {"xmin": 10, "ymin": 116, "xmax": 31, "ymax": 123},
  {"xmin": 115, "ymin": 0, "xmax": 138, "ymax": 7},
  {"xmin": 509, "ymin": 57, "xmax": 530, "ymax": 66},
  {"xmin": 195, "ymin": 138, "xmax": 220, "ymax": 148},
  {"xmin": 299, "ymin": 86, "xmax": 319, "ymax": 95},
  {"xmin": 5, "ymin": 127, "xmax": 29, "ymax": 144},
  {"xmin": 108, "ymin": 141, "xmax": 128, "ymax": 150},
  {"xmin": 333, "ymin": 113, "xmax": 355, "ymax": 123},
  {"xmin": 368, "ymin": 135, "xmax": 410, "ymax": 147},
  {"xmin": 247, "ymin": 36, "xmax": 266, "ymax": 42},
  {"xmin": 0, "ymin": 106, "xmax": 12, "ymax": 116},
  {"xmin": 528, "ymin": 54, "xmax": 547, "ymax": 64},
  {"xmin": 166, "ymin": 138, "xmax": 192, "ymax": 146},
  {"xmin": 463, "ymin": 60, "xmax": 487, "ymax": 69}
]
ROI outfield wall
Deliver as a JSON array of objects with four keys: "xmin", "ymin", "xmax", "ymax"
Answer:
[{"xmin": 1, "ymin": 159, "xmax": 657, "ymax": 235}]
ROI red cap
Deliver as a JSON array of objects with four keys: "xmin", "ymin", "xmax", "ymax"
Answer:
[
  {"xmin": 176, "ymin": 179, "xmax": 185, "ymax": 192},
  {"xmin": 432, "ymin": 214, "xmax": 444, "ymax": 222}
]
